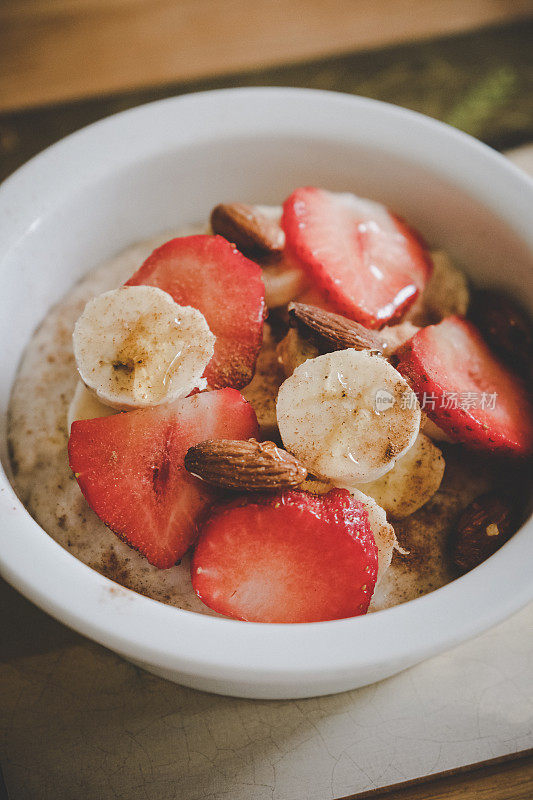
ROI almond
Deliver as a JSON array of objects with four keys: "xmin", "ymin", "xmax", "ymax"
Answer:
[
  {"xmin": 184, "ymin": 438, "xmax": 307, "ymax": 491},
  {"xmin": 469, "ymin": 290, "xmax": 533, "ymax": 381},
  {"xmin": 210, "ymin": 203, "xmax": 284, "ymax": 260},
  {"xmin": 288, "ymin": 302, "xmax": 385, "ymax": 353},
  {"xmin": 453, "ymin": 493, "xmax": 516, "ymax": 574}
]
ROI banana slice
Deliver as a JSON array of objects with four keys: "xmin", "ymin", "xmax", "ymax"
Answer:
[
  {"xmin": 380, "ymin": 321, "xmax": 420, "ymax": 356},
  {"xmin": 68, "ymin": 380, "xmax": 118, "ymax": 430},
  {"xmin": 421, "ymin": 413, "xmax": 454, "ymax": 443},
  {"xmin": 73, "ymin": 286, "xmax": 215, "ymax": 410},
  {"xmin": 253, "ymin": 204, "xmax": 283, "ymax": 222},
  {"xmin": 406, "ymin": 250, "xmax": 469, "ymax": 326},
  {"xmin": 262, "ymin": 261, "xmax": 307, "ymax": 308},
  {"xmin": 276, "ymin": 349, "xmax": 421, "ymax": 484},
  {"xmin": 244, "ymin": 205, "xmax": 307, "ymax": 308},
  {"xmin": 348, "ymin": 488, "xmax": 399, "ymax": 585},
  {"xmin": 276, "ymin": 328, "xmax": 320, "ymax": 378},
  {"xmin": 352, "ymin": 433, "xmax": 445, "ymax": 518}
]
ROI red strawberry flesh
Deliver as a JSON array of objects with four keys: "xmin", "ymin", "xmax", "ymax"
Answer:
[
  {"xmin": 126, "ymin": 235, "xmax": 266, "ymax": 389},
  {"xmin": 191, "ymin": 489, "xmax": 378, "ymax": 623},
  {"xmin": 396, "ymin": 315, "xmax": 533, "ymax": 457},
  {"xmin": 68, "ymin": 389, "xmax": 259, "ymax": 568},
  {"xmin": 281, "ymin": 187, "xmax": 432, "ymax": 328}
]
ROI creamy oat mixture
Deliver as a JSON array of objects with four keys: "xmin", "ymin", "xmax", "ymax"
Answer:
[{"xmin": 7, "ymin": 226, "xmax": 503, "ymax": 614}]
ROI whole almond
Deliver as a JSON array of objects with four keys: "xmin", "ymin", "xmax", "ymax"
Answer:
[
  {"xmin": 469, "ymin": 290, "xmax": 533, "ymax": 381},
  {"xmin": 210, "ymin": 203, "xmax": 285, "ymax": 259},
  {"xmin": 453, "ymin": 493, "xmax": 516, "ymax": 574},
  {"xmin": 184, "ymin": 438, "xmax": 307, "ymax": 491},
  {"xmin": 288, "ymin": 302, "xmax": 385, "ymax": 353}
]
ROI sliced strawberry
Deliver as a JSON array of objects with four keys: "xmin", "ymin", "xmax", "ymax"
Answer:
[
  {"xmin": 396, "ymin": 316, "xmax": 533, "ymax": 457},
  {"xmin": 68, "ymin": 389, "xmax": 258, "ymax": 568},
  {"xmin": 126, "ymin": 235, "xmax": 266, "ymax": 390},
  {"xmin": 191, "ymin": 489, "xmax": 378, "ymax": 623},
  {"xmin": 281, "ymin": 187, "xmax": 432, "ymax": 328}
]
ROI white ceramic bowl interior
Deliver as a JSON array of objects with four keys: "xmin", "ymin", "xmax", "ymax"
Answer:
[{"xmin": 1, "ymin": 88, "xmax": 532, "ymax": 699}]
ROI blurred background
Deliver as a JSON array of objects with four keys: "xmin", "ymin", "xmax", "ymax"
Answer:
[{"xmin": 1, "ymin": 0, "xmax": 532, "ymax": 180}]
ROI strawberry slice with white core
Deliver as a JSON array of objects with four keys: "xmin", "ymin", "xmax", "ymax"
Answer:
[
  {"xmin": 282, "ymin": 188, "xmax": 432, "ymax": 328},
  {"xmin": 396, "ymin": 315, "xmax": 533, "ymax": 457},
  {"xmin": 191, "ymin": 489, "xmax": 378, "ymax": 623},
  {"xmin": 68, "ymin": 389, "xmax": 259, "ymax": 568},
  {"xmin": 126, "ymin": 235, "xmax": 266, "ymax": 390}
]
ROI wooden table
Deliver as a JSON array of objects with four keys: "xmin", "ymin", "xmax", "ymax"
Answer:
[
  {"xmin": 0, "ymin": 0, "xmax": 531, "ymax": 112},
  {"xmin": 1, "ymin": 14, "xmax": 533, "ymax": 800}
]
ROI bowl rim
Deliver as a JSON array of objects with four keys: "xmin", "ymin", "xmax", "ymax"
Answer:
[{"xmin": 1, "ymin": 86, "xmax": 532, "ymax": 686}]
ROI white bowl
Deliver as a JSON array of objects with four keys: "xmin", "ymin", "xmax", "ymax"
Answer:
[{"xmin": 1, "ymin": 88, "xmax": 532, "ymax": 699}]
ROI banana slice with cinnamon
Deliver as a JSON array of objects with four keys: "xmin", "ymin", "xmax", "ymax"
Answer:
[
  {"xmin": 276, "ymin": 349, "xmax": 421, "ymax": 484},
  {"xmin": 73, "ymin": 285, "xmax": 215, "ymax": 410}
]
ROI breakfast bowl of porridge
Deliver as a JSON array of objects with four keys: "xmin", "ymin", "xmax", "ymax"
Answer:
[{"xmin": 0, "ymin": 88, "xmax": 532, "ymax": 698}]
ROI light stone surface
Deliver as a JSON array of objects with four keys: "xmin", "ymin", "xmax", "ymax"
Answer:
[{"xmin": 1, "ymin": 576, "xmax": 532, "ymax": 800}]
